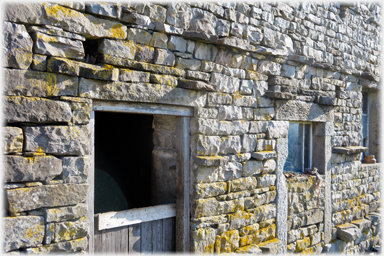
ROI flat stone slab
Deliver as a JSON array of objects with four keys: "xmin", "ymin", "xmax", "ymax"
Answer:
[
  {"xmin": 274, "ymin": 100, "xmax": 333, "ymax": 122},
  {"xmin": 337, "ymin": 224, "xmax": 362, "ymax": 241},
  {"xmin": 79, "ymin": 77, "xmax": 207, "ymax": 108},
  {"xmin": 182, "ymin": 30, "xmax": 218, "ymax": 43},
  {"xmin": 3, "ymin": 69, "xmax": 78, "ymax": 97},
  {"xmin": 351, "ymin": 218, "xmax": 372, "ymax": 230},
  {"xmin": 258, "ymin": 238, "xmax": 282, "ymax": 254},
  {"xmin": 3, "ymin": 216, "xmax": 45, "ymax": 252},
  {"xmin": 332, "ymin": 146, "xmax": 368, "ymax": 154},
  {"xmin": 178, "ymin": 79, "xmax": 217, "ymax": 91},
  {"xmin": 251, "ymin": 151, "xmax": 277, "ymax": 161},
  {"xmin": 44, "ymin": 203, "xmax": 87, "ymax": 222},
  {"xmin": 4, "ymin": 155, "xmax": 62, "ymax": 183},
  {"xmin": 194, "ymin": 156, "xmax": 227, "ymax": 166},
  {"xmin": 23, "ymin": 125, "xmax": 90, "ymax": 156},
  {"xmin": 6, "ymin": 183, "xmax": 88, "ymax": 213},
  {"xmin": 25, "ymin": 237, "xmax": 88, "ymax": 254},
  {"xmin": 4, "ymin": 96, "xmax": 72, "ymax": 123}
]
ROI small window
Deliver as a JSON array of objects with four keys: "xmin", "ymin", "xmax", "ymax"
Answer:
[
  {"xmin": 361, "ymin": 92, "xmax": 369, "ymax": 158},
  {"xmin": 284, "ymin": 122, "xmax": 312, "ymax": 172}
]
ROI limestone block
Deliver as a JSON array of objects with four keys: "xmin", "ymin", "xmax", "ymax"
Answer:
[
  {"xmin": 3, "ymin": 21, "xmax": 33, "ymax": 69},
  {"xmin": 230, "ymin": 177, "xmax": 257, "ymax": 192},
  {"xmin": 7, "ymin": 184, "xmax": 88, "ymax": 213},
  {"xmin": 196, "ymin": 135, "xmax": 221, "ymax": 155},
  {"xmin": 196, "ymin": 182, "xmax": 227, "ymax": 199},
  {"xmin": 241, "ymin": 134, "xmax": 258, "ymax": 153},
  {"xmin": 252, "ymin": 151, "xmax": 277, "ymax": 161},
  {"xmin": 232, "ymin": 120, "xmax": 249, "ymax": 135},
  {"xmin": 263, "ymin": 159, "xmax": 276, "ymax": 173},
  {"xmin": 306, "ymin": 210, "xmax": 324, "ymax": 225},
  {"xmin": 142, "ymin": 3, "xmax": 166, "ymax": 23},
  {"xmin": 185, "ymin": 70, "xmax": 210, "ymax": 81},
  {"xmin": 258, "ymin": 238, "xmax": 282, "ymax": 254},
  {"xmin": 4, "ymin": 3, "xmax": 50, "ymax": 24},
  {"xmin": 194, "ymin": 166, "xmax": 224, "ymax": 183},
  {"xmin": 222, "ymin": 162, "xmax": 242, "ymax": 180},
  {"xmin": 275, "ymin": 100, "xmax": 333, "ymax": 122},
  {"xmin": 218, "ymin": 106, "xmax": 243, "ymax": 120},
  {"xmin": 242, "ymin": 160, "xmax": 263, "ymax": 176},
  {"xmin": 85, "ymin": 2, "xmax": 120, "ymax": 19},
  {"xmin": 166, "ymin": 3, "xmax": 191, "ymax": 28},
  {"xmin": 154, "ymin": 22, "xmax": 183, "ymax": 35},
  {"xmin": 249, "ymin": 121, "xmax": 268, "ymax": 133},
  {"xmin": 4, "ymin": 69, "xmax": 78, "ymax": 97},
  {"xmin": 127, "ymin": 28, "xmax": 152, "ymax": 45},
  {"xmin": 337, "ymin": 224, "xmax": 362, "ymax": 241},
  {"xmin": 192, "ymin": 227, "xmax": 216, "ymax": 253},
  {"xmin": 150, "ymin": 74, "xmax": 177, "ymax": 87},
  {"xmin": 3, "ymin": 216, "xmax": 44, "ymax": 252},
  {"xmin": 31, "ymin": 54, "xmax": 47, "ymax": 71},
  {"xmin": 4, "ymin": 155, "xmax": 62, "ymax": 183},
  {"xmin": 351, "ymin": 218, "xmax": 371, "ymax": 230},
  {"xmin": 4, "ymin": 96, "xmax": 72, "ymax": 124},
  {"xmin": 62, "ymin": 156, "xmax": 89, "ymax": 184},
  {"xmin": 3, "ymin": 127, "xmax": 23, "ymax": 154},
  {"xmin": 25, "ymin": 237, "xmax": 88, "ymax": 254},
  {"xmin": 135, "ymin": 44, "xmax": 155, "ymax": 63},
  {"xmin": 119, "ymin": 69, "xmax": 150, "ymax": 83},
  {"xmin": 257, "ymin": 174, "xmax": 276, "ymax": 188},
  {"xmin": 219, "ymin": 136, "xmax": 242, "ymax": 154},
  {"xmin": 295, "ymin": 237, "xmax": 311, "ymax": 252},
  {"xmin": 235, "ymin": 244, "xmax": 262, "ymax": 254},
  {"xmin": 54, "ymin": 217, "xmax": 88, "ymax": 242},
  {"xmin": 43, "ymin": 4, "xmax": 127, "ymax": 39},
  {"xmin": 194, "ymin": 198, "xmax": 219, "ymax": 218},
  {"xmin": 79, "ymin": 78, "xmax": 206, "ymax": 107},
  {"xmin": 44, "ymin": 203, "xmax": 87, "ymax": 223},
  {"xmin": 266, "ymin": 121, "xmax": 289, "ymax": 139},
  {"xmin": 239, "ymin": 223, "xmax": 260, "ymax": 236},
  {"xmin": 240, "ymin": 80, "xmax": 255, "ymax": 95},
  {"xmin": 194, "ymin": 42, "xmax": 218, "ymax": 61},
  {"xmin": 258, "ymin": 61, "xmax": 281, "ymax": 75},
  {"xmin": 194, "ymin": 156, "xmax": 227, "ymax": 167},
  {"xmin": 215, "ymin": 49, "xmax": 243, "ymax": 69},
  {"xmin": 219, "ymin": 198, "xmax": 244, "ymax": 214},
  {"xmin": 210, "ymin": 73, "xmax": 240, "ymax": 94},
  {"xmin": 149, "ymin": 32, "xmax": 168, "ymax": 48},
  {"xmin": 153, "ymin": 48, "xmax": 175, "ymax": 66},
  {"xmin": 45, "ymin": 223, "xmax": 55, "ymax": 244},
  {"xmin": 254, "ymin": 108, "xmax": 275, "ymax": 121},
  {"xmin": 229, "ymin": 210, "xmax": 254, "ymax": 230},
  {"xmin": 98, "ymin": 39, "xmax": 136, "ymax": 59},
  {"xmin": 215, "ymin": 230, "xmax": 240, "ymax": 253},
  {"xmin": 23, "ymin": 125, "xmax": 90, "ymax": 156},
  {"xmin": 168, "ymin": 36, "xmax": 187, "ymax": 52},
  {"xmin": 31, "ymin": 32, "xmax": 84, "ymax": 59}
]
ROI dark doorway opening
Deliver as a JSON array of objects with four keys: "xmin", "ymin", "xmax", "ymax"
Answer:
[{"xmin": 94, "ymin": 112, "xmax": 154, "ymax": 214}]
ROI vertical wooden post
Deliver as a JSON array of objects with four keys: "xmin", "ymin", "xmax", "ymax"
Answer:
[
  {"xmin": 175, "ymin": 117, "xmax": 190, "ymax": 252},
  {"xmin": 87, "ymin": 111, "xmax": 95, "ymax": 253}
]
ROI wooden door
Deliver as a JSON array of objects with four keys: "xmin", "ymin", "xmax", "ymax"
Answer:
[{"xmin": 94, "ymin": 204, "xmax": 176, "ymax": 254}]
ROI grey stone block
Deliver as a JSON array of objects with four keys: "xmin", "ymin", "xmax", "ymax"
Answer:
[
  {"xmin": 4, "ymin": 155, "xmax": 62, "ymax": 183},
  {"xmin": 3, "ymin": 127, "xmax": 23, "ymax": 154},
  {"xmin": 44, "ymin": 203, "xmax": 87, "ymax": 223}
]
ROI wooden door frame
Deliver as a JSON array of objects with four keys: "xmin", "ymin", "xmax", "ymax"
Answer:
[{"xmin": 87, "ymin": 100, "xmax": 192, "ymax": 253}]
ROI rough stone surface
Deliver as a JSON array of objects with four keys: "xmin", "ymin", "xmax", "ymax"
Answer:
[
  {"xmin": 62, "ymin": 156, "xmax": 89, "ymax": 183},
  {"xmin": 54, "ymin": 217, "xmax": 89, "ymax": 242},
  {"xmin": 275, "ymin": 100, "xmax": 333, "ymax": 122},
  {"xmin": 23, "ymin": 125, "xmax": 90, "ymax": 156},
  {"xmin": 98, "ymin": 39, "xmax": 136, "ymax": 60},
  {"xmin": 3, "ymin": 21, "xmax": 33, "ymax": 69},
  {"xmin": 44, "ymin": 203, "xmax": 88, "ymax": 223},
  {"xmin": 79, "ymin": 78, "xmax": 206, "ymax": 108},
  {"xmin": 3, "ymin": 69, "xmax": 79, "ymax": 97},
  {"xmin": 6, "ymin": 184, "xmax": 88, "ymax": 213},
  {"xmin": 25, "ymin": 237, "xmax": 88, "ymax": 253},
  {"xmin": 3, "ymin": 127, "xmax": 23, "ymax": 154},
  {"xmin": 4, "ymin": 155, "xmax": 62, "ymax": 183},
  {"xmin": 4, "ymin": 96, "xmax": 72, "ymax": 123},
  {"xmin": 3, "ymin": 216, "xmax": 45, "ymax": 252}
]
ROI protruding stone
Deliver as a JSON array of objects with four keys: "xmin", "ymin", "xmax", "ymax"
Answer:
[
  {"xmin": 7, "ymin": 184, "xmax": 88, "ymax": 213},
  {"xmin": 4, "ymin": 96, "xmax": 72, "ymax": 123},
  {"xmin": 178, "ymin": 79, "xmax": 216, "ymax": 91},
  {"xmin": 4, "ymin": 155, "xmax": 62, "ymax": 183},
  {"xmin": 251, "ymin": 151, "xmax": 277, "ymax": 160},
  {"xmin": 192, "ymin": 227, "xmax": 216, "ymax": 253},
  {"xmin": 3, "ymin": 127, "xmax": 23, "ymax": 154},
  {"xmin": 98, "ymin": 39, "xmax": 136, "ymax": 60},
  {"xmin": 242, "ymin": 160, "xmax": 263, "ymax": 176},
  {"xmin": 3, "ymin": 216, "xmax": 45, "ymax": 252},
  {"xmin": 337, "ymin": 224, "xmax": 362, "ymax": 241},
  {"xmin": 153, "ymin": 48, "xmax": 175, "ymax": 66},
  {"xmin": 3, "ymin": 21, "xmax": 33, "ymax": 69},
  {"xmin": 25, "ymin": 237, "xmax": 88, "ymax": 254},
  {"xmin": 194, "ymin": 42, "xmax": 218, "ymax": 61},
  {"xmin": 119, "ymin": 69, "xmax": 150, "ymax": 82},
  {"xmin": 85, "ymin": 2, "xmax": 121, "ymax": 19},
  {"xmin": 258, "ymin": 238, "xmax": 282, "ymax": 254},
  {"xmin": 54, "ymin": 217, "xmax": 89, "ymax": 242},
  {"xmin": 23, "ymin": 125, "xmax": 90, "ymax": 156}
]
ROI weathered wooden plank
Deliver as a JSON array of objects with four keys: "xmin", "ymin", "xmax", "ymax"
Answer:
[
  {"xmin": 101, "ymin": 228, "xmax": 115, "ymax": 254},
  {"xmin": 152, "ymin": 219, "xmax": 163, "ymax": 252},
  {"xmin": 141, "ymin": 221, "xmax": 152, "ymax": 253},
  {"xmin": 94, "ymin": 230, "xmax": 102, "ymax": 253},
  {"xmin": 97, "ymin": 203, "xmax": 176, "ymax": 230},
  {"xmin": 87, "ymin": 111, "xmax": 95, "ymax": 253},
  {"xmin": 116, "ymin": 226, "xmax": 129, "ymax": 254},
  {"xmin": 175, "ymin": 117, "xmax": 190, "ymax": 252},
  {"xmin": 129, "ymin": 224, "xmax": 141, "ymax": 253},
  {"xmin": 93, "ymin": 100, "xmax": 194, "ymax": 117},
  {"xmin": 162, "ymin": 217, "xmax": 174, "ymax": 252}
]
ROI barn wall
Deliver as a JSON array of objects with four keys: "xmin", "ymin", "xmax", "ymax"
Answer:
[{"xmin": 2, "ymin": 1, "xmax": 381, "ymax": 254}]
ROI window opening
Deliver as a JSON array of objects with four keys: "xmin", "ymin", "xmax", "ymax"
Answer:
[
  {"xmin": 284, "ymin": 122, "xmax": 312, "ymax": 172},
  {"xmin": 361, "ymin": 92, "xmax": 369, "ymax": 158},
  {"xmin": 94, "ymin": 112, "xmax": 154, "ymax": 214}
]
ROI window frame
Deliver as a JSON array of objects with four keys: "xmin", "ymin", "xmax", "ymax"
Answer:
[
  {"xmin": 361, "ymin": 91, "xmax": 369, "ymax": 158},
  {"xmin": 285, "ymin": 121, "xmax": 313, "ymax": 173}
]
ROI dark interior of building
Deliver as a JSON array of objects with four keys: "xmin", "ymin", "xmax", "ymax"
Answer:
[{"xmin": 94, "ymin": 111, "xmax": 154, "ymax": 214}]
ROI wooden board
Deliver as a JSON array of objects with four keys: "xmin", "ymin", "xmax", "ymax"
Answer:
[
  {"xmin": 97, "ymin": 203, "xmax": 176, "ymax": 231},
  {"xmin": 129, "ymin": 224, "xmax": 141, "ymax": 253},
  {"xmin": 152, "ymin": 219, "xmax": 163, "ymax": 252},
  {"xmin": 141, "ymin": 221, "xmax": 152, "ymax": 253}
]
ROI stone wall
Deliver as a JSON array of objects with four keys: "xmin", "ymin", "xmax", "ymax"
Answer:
[{"xmin": 2, "ymin": 1, "xmax": 381, "ymax": 254}]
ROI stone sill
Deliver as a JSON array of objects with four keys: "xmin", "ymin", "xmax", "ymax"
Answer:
[
  {"xmin": 360, "ymin": 163, "xmax": 382, "ymax": 170},
  {"xmin": 332, "ymin": 146, "xmax": 368, "ymax": 154}
]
